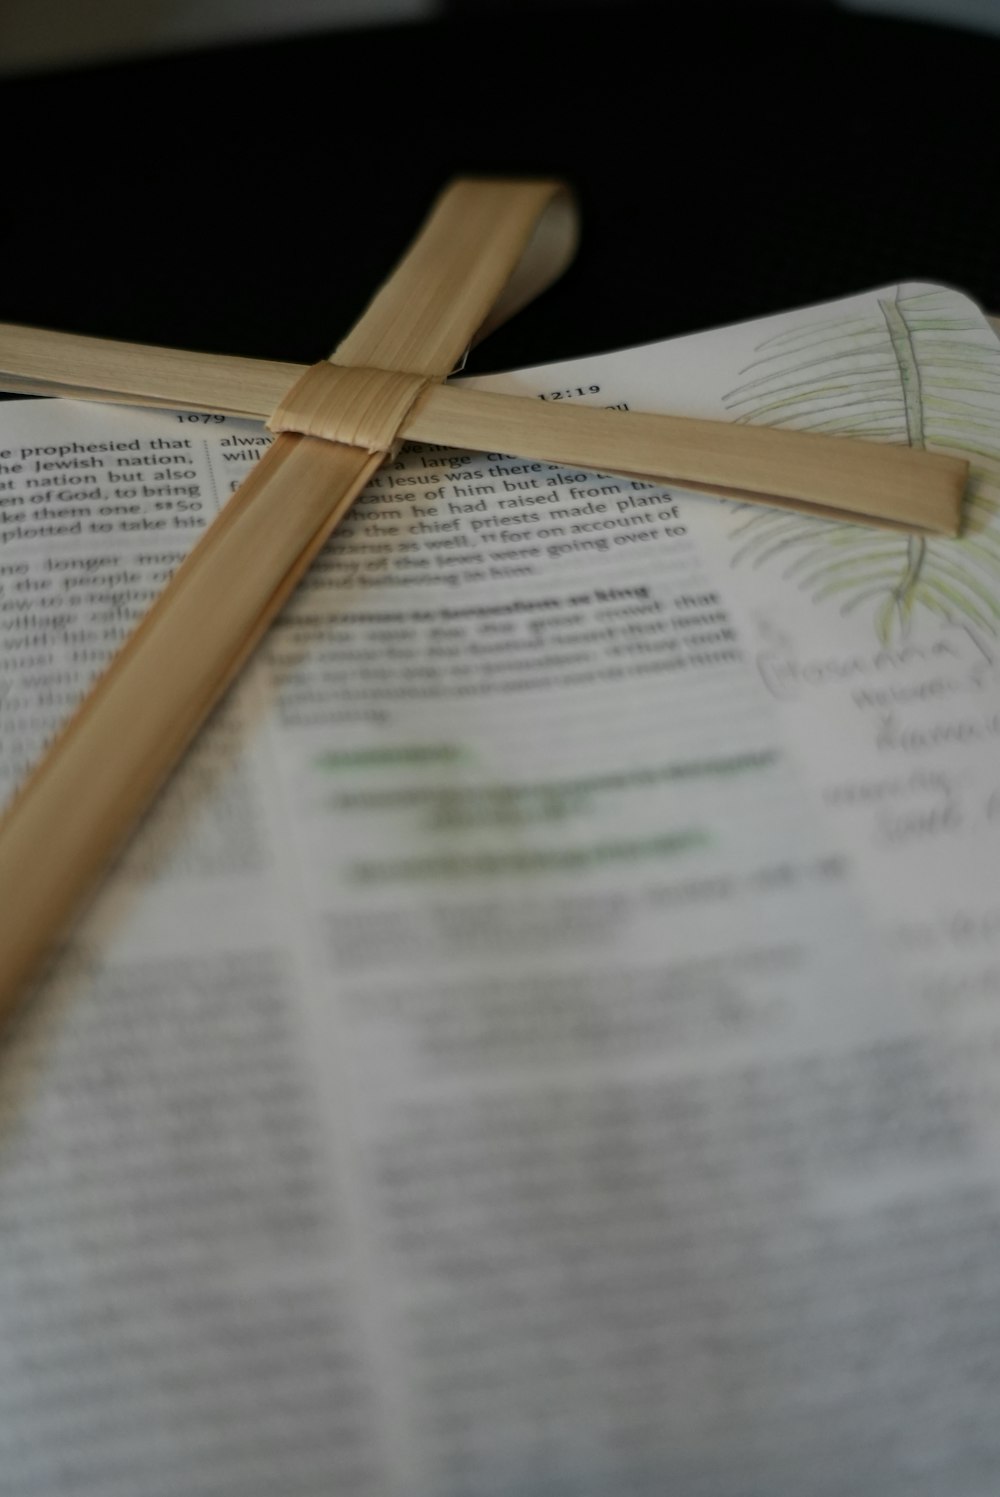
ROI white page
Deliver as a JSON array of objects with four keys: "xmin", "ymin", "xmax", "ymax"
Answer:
[
  {"xmin": 472, "ymin": 281, "xmax": 1000, "ymax": 1080},
  {"xmin": 1, "ymin": 282, "xmax": 999, "ymax": 1495}
]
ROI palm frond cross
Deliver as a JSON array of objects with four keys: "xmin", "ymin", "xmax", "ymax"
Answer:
[{"xmin": 0, "ymin": 185, "xmax": 971, "ymax": 1016}]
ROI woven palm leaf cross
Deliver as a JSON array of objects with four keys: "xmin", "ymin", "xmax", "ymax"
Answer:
[{"xmin": 0, "ymin": 178, "xmax": 967, "ymax": 1016}]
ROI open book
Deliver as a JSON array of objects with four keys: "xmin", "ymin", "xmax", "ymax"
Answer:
[{"xmin": 2, "ymin": 283, "xmax": 1000, "ymax": 1495}]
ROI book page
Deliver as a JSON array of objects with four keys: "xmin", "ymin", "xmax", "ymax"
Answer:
[{"xmin": 1, "ymin": 283, "xmax": 999, "ymax": 1495}]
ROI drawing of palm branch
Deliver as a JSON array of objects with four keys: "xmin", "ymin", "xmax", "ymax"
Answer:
[{"xmin": 724, "ymin": 287, "xmax": 1000, "ymax": 643}]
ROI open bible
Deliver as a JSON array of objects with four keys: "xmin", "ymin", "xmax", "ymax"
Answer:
[{"xmin": 2, "ymin": 282, "xmax": 1000, "ymax": 1495}]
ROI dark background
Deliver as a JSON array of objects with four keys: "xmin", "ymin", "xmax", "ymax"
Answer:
[{"xmin": 1, "ymin": 0, "xmax": 997, "ymax": 378}]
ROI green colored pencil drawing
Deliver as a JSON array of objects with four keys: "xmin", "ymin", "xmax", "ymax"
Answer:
[{"xmin": 724, "ymin": 287, "xmax": 1000, "ymax": 644}]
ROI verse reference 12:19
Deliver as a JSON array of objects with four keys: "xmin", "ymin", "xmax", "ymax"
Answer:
[{"xmin": 537, "ymin": 385, "xmax": 601, "ymax": 401}]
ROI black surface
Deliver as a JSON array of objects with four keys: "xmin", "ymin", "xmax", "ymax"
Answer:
[{"xmin": 1, "ymin": 2, "xmax": 997, "ymax": 377}]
